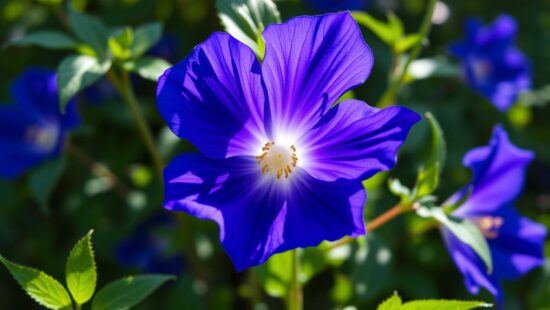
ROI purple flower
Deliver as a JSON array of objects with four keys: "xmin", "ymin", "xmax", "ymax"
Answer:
[
  {"xmin": 115, "ymin": 213, "xmax": 184, "ymax": 275},
  {"xmin": 157, "ymin": 12, "xmax": 420, "ymax": 271},
  {"xmin": 304, "ymin": 0, "xmax": 369, "ymax": 13},
  {"xmin": 450, "ymin": 15, "xmax": 532, "ymax": 111},
  {"xmin": 443, "ymin": 126, "xmax": 547, "ymax": 305},
  {"xmin": 0, "ymin": 68, "xmax": 79, "ymax": 179}
]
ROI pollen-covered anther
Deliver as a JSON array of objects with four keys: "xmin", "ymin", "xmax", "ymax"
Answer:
[
  {"xmin": 256, "ymin": 142, "xmax": 298, "ymax": 180},
  {"xmin": 475, "ymin": 216, "xmax": 504, "ymax": 239}
]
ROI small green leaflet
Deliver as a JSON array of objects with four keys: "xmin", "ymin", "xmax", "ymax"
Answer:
[
  {"xmin": 66, "ymin": 230, "xmax": 97, "ymax": 306},
  {"xmin": 0, "ymin": 255, "xmax": 72, "ymax": 310},
  {"xmin": 414, "ymin": 112, "xmax": 446, "ymax": 198},
  {"xmin": 124, "ymin": 57, "xmax": 171, "ymax": 82},
  {"xmin": 378, "ymin": 291, "xmax": 492, "ymax": 310},
  {"xmin": 216, "ymin": 0, "xmax": 281, "ymax": 57},
  {"xmin": 131, "ymin": 22, "xmax": 163, "ymax": 58},
  {"xmin": 57, "ymin": 54, "xmax": 112, "ymax": 111},
  {"xmin": 91, "ymin": 275, "xmax": 174, "ymax": 310},
  {"xmin": 67, "ymin": 5, "xmax": 110, "ymax": 60},
  {"xmin": 4, "ymin": 31, "xmax": 78, "ymax": 50}
]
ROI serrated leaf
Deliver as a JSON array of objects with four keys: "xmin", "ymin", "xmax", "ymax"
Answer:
[
  {"xmin": 28, "ymin": 157, "xmax": 66, "ymax": 214},
  {"xmin": 91, "ymin": 275, "xmax": 174, "ymax": 310},
  {"xmin": 124, "ymin": 57, "xmax": 171, "ymax": 82},
  {"xmin": 57, "ymin": 54, "xmax": 111, "ymax": 111},
  {"xmin": 395, "ymin": 34, "xmax": 422, "ymax": 53},
  {"xmin": 401, "ymin": 299, "xmax": 492, "ymax": 309},
  {"xmin": 67, "ymin": 5, "xmax": 109, "ymax": 59},
  {"xmin": 216, "ymin": 0, "xmax": 281, "ymax": 57},
  {"xmin": 0, "ymin": 255, "xmax": 72, "ymax": 310},
  {"xmin": 352, "ymin": 12, "xmax": 394, "ymax": 44},
  {"xmin": 131, "ymin": 22, "xmax": 163, "ymax": 58},
  {"xmin": 66, "ymin": 230, "xmax": 96, "ymax": 305},
  {"xmin": 378, "ymin": 292, "xmax": 402, "ymax": 310},
  {"xmin": 4, "ymin": 31, "xmax": 78, "ymax": 50},
  {"xmin": 414, "ymin": 112, "xmax": 446, "ymax": 197}
]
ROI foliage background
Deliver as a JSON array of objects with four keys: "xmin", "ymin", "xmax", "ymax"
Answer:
[{"xmin": 0, "ymin": 0, "xmax": 548, "ymax": 309}]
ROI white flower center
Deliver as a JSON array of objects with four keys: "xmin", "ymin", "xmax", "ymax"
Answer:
[
  {"xmin": 26, "ymin": 124, "xmax": 59, "ymax": 152},
  {"xmin": 256, "ymin": 142, "xmax": 298, "ymax": 180},
  {"xmin": 474, "ymin": 216, "xmax": 503, "ymax": 239}
]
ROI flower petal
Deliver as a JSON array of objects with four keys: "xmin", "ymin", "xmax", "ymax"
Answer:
[
  {"xmin": 454, "ymin": 125, "xmax": 534, "ymax": 216},
  {"xmin": 11, "ymin": 68, "xmax": 79, "ymax": 130},
  {"xmin": 157, "ymin": 32, "xmax": 267, "ymax": 159},
  {"xmin": 298, "ymin": 100, "xmax": 420, "ymax": 182},
  {"xmin": 163, "ymin": 152, "xmax": 366, "ymax": 271},
  {"xmin": 487, "ymin": 205, "xmax": 547, "ymax": 281},
  {"xmin": 442, "ymin": 228, "xmax": 503, "ymax": 304},
  {"xmin": 261, "ymin": 12, "xmax": 374, "ymax": 137}
]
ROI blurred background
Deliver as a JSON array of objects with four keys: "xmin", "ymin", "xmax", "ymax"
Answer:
[{"xmin": 0, "ymin": 0, "xmax": 548, "ymax": 309}]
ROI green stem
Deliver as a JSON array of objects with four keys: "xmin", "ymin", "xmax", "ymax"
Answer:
[
  {"xmin": 287, "ymin": 249, "xmax": 303, "ymax": 310},
  {"xmin": 107, "ymin": 69, "xmax": 164, "ymax": 183},
  {"xmin": 377, "ymin": 0, "xmax": 438, "ymax": 108}
]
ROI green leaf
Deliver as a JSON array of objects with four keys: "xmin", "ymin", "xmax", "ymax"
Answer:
[
  {"xmin": 108, "ymin": 27, "xmax": 134, "ymax": 60},
  {"xmin": 67, "ymin": 5, "xmax": 110, "ymax": 59},
  {"xmin": 124, "ymin": 57, "xmax": 171, "ymax": 82},
  {"xmin": 57, "ymin": 54, "xmax": 111, "ymax": 111},
  {"xmin": 4, "ymin": 31, "xmax": 78, "ymax": 50},
  {"xmin": 0, "ymin": 255, "xmax": 72, "ymax": 310},
  {"xmin": 352, "ymin": 12, "xmax": 394, "ymax": 44},
  {"xmin": 417, "ymin": 206, "xmax": 493, "ymax": 274},
  {"xmin": 131, "ymin": 22, "xmax": 163, "ymax": 58},
  {"xmin": 378, "ymin": 292, "xmax": 402, "ymax": 310},
  {"xmin": 66, "ymin": 230, "xmax": 97, "ymax": 305},
  {"xmin": 256, "ymin": 251, "xmax": 292, "ymax": 297},
  {"xmin": 388, "ymin": 178, "xmax": 410, "ymax": 201},
  {"xmin": 395, "ymin": 34, "xmax": 422, "ymax": 53},
  {"xmin": 406, "ymin": 57, "xmax": 460, "ymax": 81},
  {"xmin": 414, "ymin": 112, "xmax": 446, "ymax": 198},
  {"xmin": 91, "ymin": 275, "xmax": 174, "ymax": 310},
  {"xmin": 216, "ymin": 0, "xmax": 281, "ymax": 57},
  {"xmin": 28, "ymin": 157, "xmax": 66, "ymax": 214},
  {"xmin": 387, "ymin": 12, "xmax": 404, "ymax": 42},
  {"xmin": 401, "ymin": 299, "xmax": 492, "ymax": 309}
]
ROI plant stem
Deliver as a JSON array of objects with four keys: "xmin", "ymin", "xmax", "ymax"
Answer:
[
  {"xmin": 66, "ymin": 143, "xmax": 131, "ymax": 199},
  {"xmin": 377, "ymin": 0, "xmax": 438, "ymax": 107},
  {"xmin": 325, "ymin": 203, "xmax": 408, "ymax": 251},
  {"xmin": 106, "ymin": 69, "xmax": 164, "ymax": 183},
  {"xmin": 287, "ymin": 249, "xmax": 303, "ymax": 310}
]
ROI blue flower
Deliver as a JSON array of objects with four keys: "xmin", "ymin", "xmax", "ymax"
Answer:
[
  {"xmin": 157, "ymin": 12, "xmax": 420, "ymax": 271},
  {"xmin": 443, "ymin": 126, "xmax": 547, "ymax": 305},
  {"xmin": 115, "ymin": 213, "xmax": 184, "ymax": 275},
  {"xmin": 304, "ymin": 0, "xmax": 369, "ymax": 13},
  {"xmin": 0, "ymin": 68, "xmax": 79, "ymax": 179},
  {"xmin": 450, "ymin": 15, "xmax": 532, "ymax": 111}
]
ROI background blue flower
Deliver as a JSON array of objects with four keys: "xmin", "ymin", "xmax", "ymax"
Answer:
[
  {"xmin": 450, "ymin": 15, "xmax": 532, "ymax": 111},
  {"xmin": 304, "ymin": 0, "xmax": 369, "ymax": 13},
  {"xmin": 0, "ymin": 68, "xmax": 79, "ymax": 179}
]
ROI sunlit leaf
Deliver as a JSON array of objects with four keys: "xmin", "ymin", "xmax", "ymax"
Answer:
[
  {"xmin": 0, "ymin": 255, "xmax": 72, "ymax": 310},
  {"xmin": 67, "ymin": 5, "xmax": 110, "ymax": 59},
  {"xmin": 124, "ymin": 57, "xmax": 171, "ymax": 81},
  {"xmin": 395, "ymin": 34, "xmax": 422, "ymax": 53},
  {"xmin": 131, "ymin": 22, "xmax": 163, "ymax": 58},
  {"xmin": 414, "ymin": 112, "xmax": 446, "ymax": 198},
  {"xmin": 216, "ymin": 0, "xmax": 281, "ymax": 57},
  {"xmin": 352, "ymin": 12, "xmax": 394, "ymax": 44},
  {"xmin": 57, "ymin": 54, "xmax": 111, "ymax": 111},
  {"xmin": 66, "ymin": 230, "xmax": 96, "ymax": 305},
  {"xmin": 378, "ymin": 291, "xmax": 402, "ymax": 310}
]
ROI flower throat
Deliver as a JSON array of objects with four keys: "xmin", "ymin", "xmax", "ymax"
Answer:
[{"xmin": 256, "ymin": 142, "xmax": 298, "ymax": 180}]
